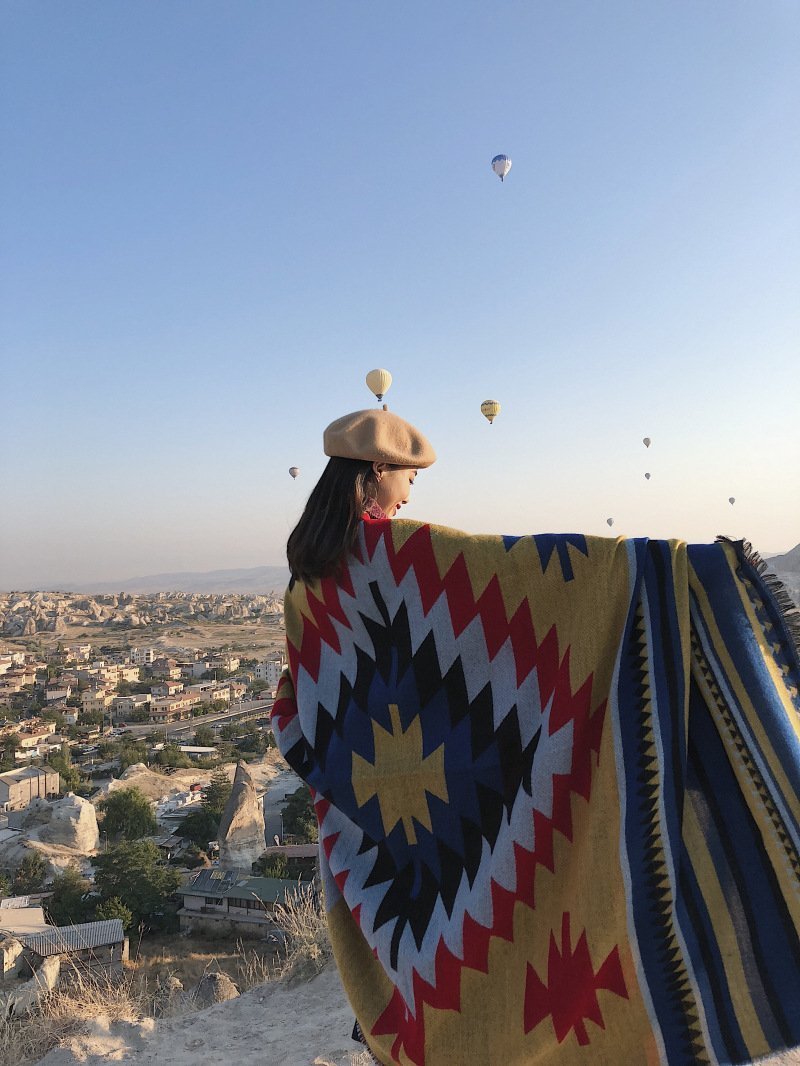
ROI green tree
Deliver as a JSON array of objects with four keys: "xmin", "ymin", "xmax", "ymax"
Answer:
[
  {"xmin": 219, "ymin": 724, "xmax": 240, "ymax": 742},
  {"xmin": 281, "ymin": 786, "xmax": 319, "ymax": 843},
  {"xmin": 93, "ymin": 841, "xmax": 180, "ymax": 928},
  {"xmin": 202, "ymin": 768, "xmax": 232, "ymax": 818},
  {"xmin": 46, "ymin": 865, "xmax": 93, "ymax": 925},
  {"xmin": 94, "ymin": 896, "xmax": 134, "ymax": 930},
  {"xmin": 116, "ymin": 680, "xmax": 132, "ymax": 696},
  {"xmin": 118, "ymin": 742, "xmax": 148, "ymax": 771},
  {"xmin": 78, "ymin": 709, "xmax": 103, "ymax": 726},
  {"xmin": 178, "ymin": 807, "xmax": 219, "ymax": 850},
  {"xmin": 0, "ymin": 734, "xmax": 20, "ymax": 771},
  {"xmin": 154, "ymin": 745, "xmax": 192, "ymax": 769},
  {"xmin": 0, "ymin": 871, "xmax": 11, "ymax": 899},
  {"xmin": 193, "ymin": 725, "xmax": 216, "ymax": 748},
  {"xmin": 47, "ymin": 751, "xmax": 83, "ymax": 794},
  {"xmin": 13, "ymin": 851, "xmax": 47, "ymax": 894},
  {"xmin": 98, "ymin": 787, "xmax": 157, "ymax": 840}
]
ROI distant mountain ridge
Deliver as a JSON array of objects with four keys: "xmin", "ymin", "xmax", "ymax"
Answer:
[
  {"xmin": 57, "ymin": 565, "xmax": 291, "ymax": 595},
  {"xmin": 764, "ymin": 542, "xmax": 800, "ymax": 609}
]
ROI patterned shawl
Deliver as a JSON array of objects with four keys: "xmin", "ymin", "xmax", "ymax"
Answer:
[{"xmin": 273, "ymin": 518, "xmax": 800, "ymax": 1065}]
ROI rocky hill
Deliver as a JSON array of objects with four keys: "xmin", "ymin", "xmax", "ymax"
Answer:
[
  {"xmin": 765, "ymin": 542, "xmax": 800, "ymax": 607},
  {"xmin": 0, "ymin": 589, "xmax": 283, "ymax": 638},
  {"xmin": 54, "ymin": 565, "xmax": 290, "ymax": 596}
]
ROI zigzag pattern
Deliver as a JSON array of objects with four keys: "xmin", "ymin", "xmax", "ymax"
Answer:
[
  {"xmin": 690, "ymin": 625, "xmax": 800, "ymax": 882},
  {"xmin": 626, "ymin": 603, "xmax": 711, "ymax": 1064}
]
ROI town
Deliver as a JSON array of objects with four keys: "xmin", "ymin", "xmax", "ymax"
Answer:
[{"xmin": 0, "ymin": 619, "xmax": 322, "ymax": 1056}]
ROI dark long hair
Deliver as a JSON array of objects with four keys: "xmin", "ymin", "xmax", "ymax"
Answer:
[{"xmin": 287, "ymin": 457, "xmax": 382, "ymax": 583}]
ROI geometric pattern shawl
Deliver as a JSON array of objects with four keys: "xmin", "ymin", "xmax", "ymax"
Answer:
[{"xmin": 273, "ymin": 518, "xmax": 800, "ymax": 1065}]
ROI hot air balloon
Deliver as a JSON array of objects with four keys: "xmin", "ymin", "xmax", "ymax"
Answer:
[
  {"xmin": 480, "ymin": 399, "xmax": 501, "ymax": 424},
  {"xmin": 643, "ymin": 437, "xmax": 651, "ymax": 448},
  {"xmin": 729, "ymin": 497, "xmax": 736, "ymax": 505},
  {"xmin": 606, "ymin": 518, "xmax": 614, "ymax": 527},
  {"xmin": 644, "ymin": 472, "xmax": 651, "ymax": 480},
  {"xmin": 366, "ymin": 368, "xmax": 392, "ymax": 402},
  {"xmin": 289, "ymin": 467, "xmax": 300, "ymax": 480},
  {"xmin": 491, "ymin": 155, "xmax": 512, "ymax": 182}
]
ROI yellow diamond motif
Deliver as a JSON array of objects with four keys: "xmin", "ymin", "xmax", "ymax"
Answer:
[{"xmin": 351, "ymin": 703, "xmax": 448, "ymax": 845}]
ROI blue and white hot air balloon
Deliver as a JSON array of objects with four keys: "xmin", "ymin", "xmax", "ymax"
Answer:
[{"xmin": 491, "ymin": 154, "xmax": 512, "ymax": 182}]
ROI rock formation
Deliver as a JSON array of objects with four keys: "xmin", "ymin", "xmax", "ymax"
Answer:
[
  {"xmin": 33, "ymin": 793, "xmax": 100, "ymax": 852},
  {"xmin": 217, "ymin": 762, "xmax": 265, "ymax": 870},
  {"xmin": 191, "ymin": 972, "xmax": 239, "ymax": 1008}
]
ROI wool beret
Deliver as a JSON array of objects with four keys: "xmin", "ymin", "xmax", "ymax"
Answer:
[{"xmin": 323, "ymin": 408, "xmax": 436, "ymax": 468}]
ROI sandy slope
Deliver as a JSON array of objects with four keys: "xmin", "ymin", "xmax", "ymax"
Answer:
[
  {"xmin": 36, "ymin": 965, "xmax": 371, "ymax": 1066},
  {"xmin": 32, "ymin": 958, "xmax": 800, "ymax": 1066}
]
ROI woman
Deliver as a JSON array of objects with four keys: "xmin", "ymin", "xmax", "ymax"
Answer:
[
  {"xmin": 275, "ymin": 412, "xmax": 800, "ymax": 1065},
  {"xmin": 287, "ymin": 406, "xmax": 436, "ymax": 583}
]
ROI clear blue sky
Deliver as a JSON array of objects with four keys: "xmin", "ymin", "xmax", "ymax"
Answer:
[{"xmin": 2, "ymin": 2, "xmax": 799, "ymax": 588}]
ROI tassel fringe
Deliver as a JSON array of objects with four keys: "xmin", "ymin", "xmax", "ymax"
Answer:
[{"xmin": 717, "ymin": 535, "xmax": 800, "ymax": 662}]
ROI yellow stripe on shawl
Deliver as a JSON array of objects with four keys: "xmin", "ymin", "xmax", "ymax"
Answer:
[{"xmin": 682, "ymin": 792, "xmax": 769, "ymax": 1056}]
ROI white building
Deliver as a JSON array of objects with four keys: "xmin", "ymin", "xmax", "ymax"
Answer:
[
  {"xmin": 64, "ymin": 643, "xmax": 92, "ymax": 663},
  {"xmin": 255, "ymin": 657, "xmax": 285, "ymax": 689},
  {"xmin": 129, "ymin": 647, "xmax": 156, "ymax": 666}
]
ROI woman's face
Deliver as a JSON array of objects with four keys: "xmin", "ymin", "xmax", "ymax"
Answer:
[{"xmin": 373, "ymin": 464, "xmax": 418, "ymax": 518}]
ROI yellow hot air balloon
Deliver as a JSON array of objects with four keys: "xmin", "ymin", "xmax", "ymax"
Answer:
[
  {"xmin": 366, "ymin": 369, "xmax": 392, "ymax": 402},
  {"xmin": 480, "ymin": 400, "xmax": 501, "ymax": 425}
]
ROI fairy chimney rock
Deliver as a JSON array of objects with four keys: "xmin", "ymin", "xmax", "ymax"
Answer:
[{"xmin": 217, "ymin": 762, "xmax": 265, "ymax": 869}]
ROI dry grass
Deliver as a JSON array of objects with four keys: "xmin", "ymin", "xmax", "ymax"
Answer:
[
  {"xmin": 270, "ymin": 885, "xmax": 332, "ymax": 984},
  {"xmin": 131, "ymin": 932, "xmax": 278, "ymax": 990},
  {"xmin": 0, "ymin": 967, "xmax": 150, "ymax": 1066}
]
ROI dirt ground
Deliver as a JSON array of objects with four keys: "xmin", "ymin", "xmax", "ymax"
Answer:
[{"xmin": 12, "ymin": 618, "xmax": 286, "ymax": 662}]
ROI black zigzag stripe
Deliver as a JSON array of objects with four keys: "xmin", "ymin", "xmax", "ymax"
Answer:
[{"xmin": 628, "ymin": 604, "xmax": 711, "ymax": 1063}]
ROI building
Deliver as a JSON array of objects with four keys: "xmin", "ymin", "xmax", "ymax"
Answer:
[
  {"xmin": 207, "ymin": 655, "xmax": 240, "ymax": 674},
  {"xmin": 81, "ymin": 690, "xmax": 114, "ymax": 716},
  {"xmin": 18, "ymin": 919, "xmax": 128, "ymax": 981},
  {"xmin": 112, "ymin": 693, "xmax": 151, "ymax": 720},
  {"xmin": 255, "ymin": 656, "xmax": 285, "ymax": 689},
  {"xmin": 63, "ymin": 643, "xmax": 92, "ymax": 663},
  {"xmin": 149, "ymin": 694, "xmax": 198, "ymax": 723},
  {"xmin": 150, "ymin": 657, "xmax": 181, "ymax": 679},
  {"xmin": 177, "ymin": 867, "xmax": 311, "ymax": 937},
  {"xmin": 45, "ymin": 681, "xmax": 72, "ymax": 703},
  {"xmin": 0, "ymin": 766, "xmax": 60, "ymax": 811},
  {"xmin": 150, "ymin": 680, "xmax": 184, "ymax": 698},
  {"xmin": 129, "ymin": 647, "xmax": 156, "ymax": 666}
]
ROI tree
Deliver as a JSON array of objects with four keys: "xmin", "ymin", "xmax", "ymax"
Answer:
[
  {"xmin": 78, "ymin": 709, "xmax": 103, "ymax": 726},
  {"xmin": 219, "ymin": 724, "xmax": 240, "ymax": 742},
  {"xmin": 0, "ymin": 734, "xmax": 20, "ymax": 771},
  {"xmin": 118, "ymin": 742, "xmax": 148, "ymax": 771},
  {"xmin": 93, "ymin": 841, "xmax": 180, "ymax": 928},
  {"xmin": 95, "ymin": 896, "xmax": 134, "ymax": 930},
  {"xmin": 281, "ymin": 786, "xmax": 319, "ymax": 843},
  {"xmin": 47, "ymin": 750, "xmax": 83, "ymax": 794},
  {"xmin": 154, "ymin": 745, "xmax": 192, "ymax": 769},
  {"xmin": 202, "ymin": 768, "xmax": 232, "ymax": 818},
  {"xmin": 178, "ymin": 807, "xmax": 219, "ymax": 850},
  {"xmin": 116, "ymin": 680, "xmax": 132, "ymax": 696},
  {"xmin": 0, "ymin": 872, "xmax": 11, "ymax": 899},
  {"xmin": 13, "ymin": 851, "xmax": 47, "ymax": 894},
  {"xmin": 193, "ymin": 725, "xmax": 216, "ymax": 748},
  {"xmin": 46, "ymin": 865, "xmax": 93, "ymax": 925},
  {"xmin": 98, "ymin": 787, "xmax": 157, "ymax": 840}
]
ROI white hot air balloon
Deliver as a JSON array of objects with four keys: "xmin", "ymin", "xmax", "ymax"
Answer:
[
  {"xmin": 606, "ymin": 518, "xmax": 614, "ymax": 527},
  {"xmin": 643, "ymin": 437, "xmax": 651, "ymax": 448},
  {"xmin": 480, "ymin": 399, "xmax": 501, "ymax": 424},
  {"xmin": 289, "ymin": 467, "xmax": 300, "ymax": 480},
  {"xmin": 729, "ymin": 497, "xmax": 736, "ymax": 505},
  {"xmin": 491, "ymin": 154, "xmax": 512, "ymax": 182},
  {"xmin": 366, "ymin": 368, "xmax": 392, "ymax": 402},
  {"xmin": 644, "ymin": 472, "xmax": 651, "ymax": 480}
]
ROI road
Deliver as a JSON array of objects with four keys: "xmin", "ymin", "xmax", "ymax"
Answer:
[
  {"xmin": 120, "ymin": 698, "xmax": 275, "ymax": 741},
  {"xmin": 261, "ymin": 767, "xmax": 303, "ymax": 843}
]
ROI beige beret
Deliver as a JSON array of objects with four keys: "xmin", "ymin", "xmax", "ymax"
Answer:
[{"xmin": 323, "ymin": 408, "xmax": 436, "ymax": 468}]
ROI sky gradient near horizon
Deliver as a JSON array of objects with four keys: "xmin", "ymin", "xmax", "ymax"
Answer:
[{"xmin": 2, "ymin": 2, "xmax": 799, "ymax": 589}]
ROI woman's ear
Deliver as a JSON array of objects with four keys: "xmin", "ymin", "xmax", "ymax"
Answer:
[{"xmin": 373, "ymin": 461, "xmax": 387, "ymax": 481}]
